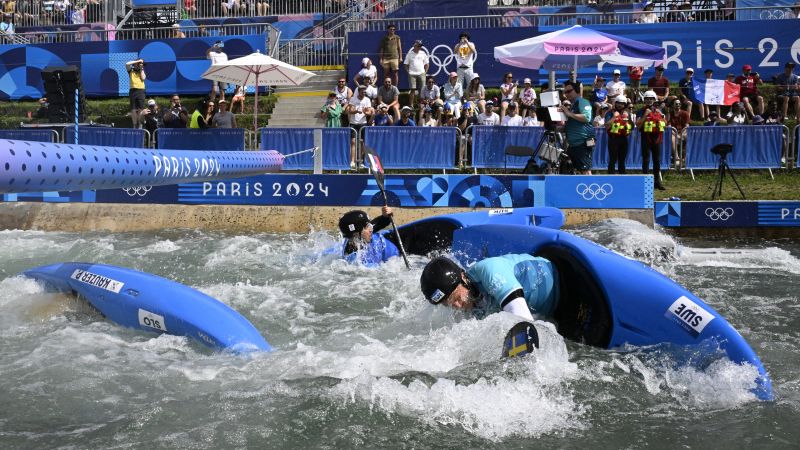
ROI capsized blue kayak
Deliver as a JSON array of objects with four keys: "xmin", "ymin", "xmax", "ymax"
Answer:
[
  {"xmin": 22, "ymin": 262, "xmax": 271, "ymax": 354},
  {"xmin": 386, "ymin": 207, "xmax": 773, "ymax": 401}
]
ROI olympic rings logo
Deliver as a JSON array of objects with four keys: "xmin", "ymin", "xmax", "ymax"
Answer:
[
  {"xmin": 123, "ymin": 186, "xmax": 152, "ymax": 197},
  {"xmin": 576, "ymin": 183, "xmax": 613, "ymax": 200},
  {"xmin": 759, "ymin": 8, "xmax": 791, "ymax": 20},
  {"xmin": 705, "ymin": 207, "xmax": 734, "ymax": 221},
  {"xmin": 424, "ymin": 44, "xmax": 457, "ymax": 77}
]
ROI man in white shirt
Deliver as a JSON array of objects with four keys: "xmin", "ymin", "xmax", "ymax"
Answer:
[
  {"xmin": 605, "ymin": 69, "xmax": 626, "ymax": 105},
  {"xmin": 453, "ymin": 32, "xmax": 477, "ymax": 91},
  {"xmin": 476, "ymin": 100, "xmax": 500, "ymax": 126},
  {"xmin": 443, "ymin": 72, "xmax": 464, "ymax": 119},
  {"xmin": 501, "ymin": 103, "xmax": 523, "ymax": 126},
  {"xmin": 346, "ymin": 86, "xmax": 374, "ymax": 169},
  {"xmin": 206, "ymin": 41, "xmax": 228, "ymax": 101},
  {"xmin": 404, "ymin": 40, "xmax": 429, "ymax": 108}
]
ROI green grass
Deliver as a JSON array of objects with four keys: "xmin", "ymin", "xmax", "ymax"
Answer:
[{"xmin": 658, "ymin": 169, "xmax": 800, "ymax": 200}]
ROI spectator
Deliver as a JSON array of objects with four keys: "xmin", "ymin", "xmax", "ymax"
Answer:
[
  {"xmin": 125, "ymin": 58, "xmax": 146, "ymax": 129},
  {"xmin": 206, "ymin": 41, "xmax": 228, "ymax": 101},
  {"xmin": 221, "ymin": 0, "xmax": 239, "ymax": 16},
  {"xmin": 190, "ymin": 99, "xmax": 214, "ymax": 128},
  {"xmin": 163, "ymin": 94, "xmax": 189, "ymax": 128},
  {"xmin": 346, "ymin": 85, "xmax": 373, "ymax": 169},
  {"xmin": 139, "ymin": 99, "xmax": 162, "ymax": 140},
  {"xmin": 751, "ymin": 114, "xmax": 765, "ymax": 125},
  {"xmin": 420, "ymin": 107, "xmax": 437, "ymax": 127},
  {"xmin": 333, "ymin": 77, "xmax": 352, "ymax": 105},
  {"xmin": 604, "ymin": 96, "xmax": 633, "ymax": 174},
  {"xmin": 647, "ymin": 65, "xmax": 670, "ymax": 101},
  {"xmin": 403, "ymin": 39, "xmax": 429, "ymax": 108},
  {"xmin": 667, "ymin": 99, "xmax": 690, "ymax": 169},
  {"xmin": 376, "ymin": 77, "xmax": 400, "ymax": 120},
  {"xmin": 458, "ymin": 101, "xmax": 478, "ymax": 132},
  {"xmin": 212, "ymin": 99, "xmax": 236, "ymax": 128},
  {"xmin": 774, "ymin": 61, "xmax": 799, "ymax": 121},
  {"xmin": 591, "ymin": 76, "xmax": 608, "ymax": 116},
  {"xmin": 0, "ymin": 14, "xmax": 14, "ymax": 36},
  {"xmin": 636, "ymin": 90, "xmax": 666, "ymax": 190},
  {"xmin": 606, "ymin": 69, "xmax": 626, "ymax": 104},
  {"xmin": 501, "ymin": 102, "xmax": 523, "ymax": 126},
  {"xmin": 321, "ymin": 93, "xmax": 344, "ymax": 127},
  {"xmin": 183, "ymin": 0, "xmax": 197, "ymax": 17},
  {"xmin": 477, "ymin": 100, "xmax": 500, "ymax": 126},
  {"xmin": 395, "ymin": 106, "xmax": 416, "ymax": 126},
  {"xmin": 703, "ymin": 68, "xmax": 721, "ymax": 119},
  {"xmin": 53, "ymin": 0, "xmax": 70, "ymax": 24},
  {"xmin": 523, "ymin": 109, "xmax": 541, "ymax": 127},
  {"xmin": 441, "ymin": 103, "xmax": 457, "ymax": 127},
  {"xmin": 453, "ymin": 31, "xmax": 477, "ymax": 91},
  {"xmin": 725, "ymin": 101, "xmax": 747, "ymax": 124},
  {"xmin": 466, "ymin": 73, "xmax": 486, "ymax": 114},
  {"xmin": 638, "ymin": 2, "xmax": 659, "ymax": 23},
  {"xmin": 372, "ymin": 103, "xmax": 393, "ymax": 126},
  {"xmin": 230, "ymin": 85, "xmax": 246, "ymax": 113},
  {"xmin": 518, "ymin": 78, "xmax": 537, "ymax": 118},
  {"xmin": 499, "ymin": 72, "xmax": 517, "ymax": 121},
  {"xmin": 255, "ymin": 0, "xmax": 269, "ymax": 15},
  {"xmin": 171, "ymin": 23, "xmax": 186, "ymax": 38},
  {"xmin": 560, "ymin": 80, "xmax": 595, "ymax": 175},
  {"xmin": 34, "ymin": 97, "xmax": 49, "ymax": 120},
  {"xmin": 418, "ymin": 76, "xmax": 440, "ymax": 121},
  {"xmin": 704, "ymin": 111, "xmax": 725, "ymax": 126},
  {"xmin": 593, "ymin": 103, "xmax": 611, "ymax": 127},
  {"xmin": 735, "ymin": 64, "xmax": 764, "ymax": 118},
  {"xmin": 678, "ymin": 68, "xmax": 702, "ymax": 119},
  {"xmin": 628, "ymin": 66, "xmax": 644, "ymax": 101},
  {"xmin": 378, "ymin": 23, "xmax": 402, "ymax": 87},
  {"xmin": 354, "ymin": 57, "xmax": 378, "ymax": 101},
  {"xmin": 443, "ymin": 71, "xmax": 463, "ymax": 120}
]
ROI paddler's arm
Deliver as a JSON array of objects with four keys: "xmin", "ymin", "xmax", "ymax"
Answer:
[
  {"xmin": 370, "ymin": 206, "xmax": 394, "ymax": 232},
  {"xmin": 501, "ymin": 289, "xmax": 534, "ymax": 321}
]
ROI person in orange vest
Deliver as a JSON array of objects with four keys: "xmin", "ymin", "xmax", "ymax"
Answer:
[
  {"xmin": 604, "ymin": 96, "xmax": 633, "ymax": 174},
  {"xmin": 636, "ymin": 90, "xmax": 667, "ymax": 190}
]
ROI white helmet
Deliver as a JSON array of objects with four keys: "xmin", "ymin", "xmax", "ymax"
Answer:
[
  {"xmin": 614, "ymin": 96, "xmax": 628, "ymax": 104},
  {"xmin": 643, "ymin": 90, "xmax": 658, "ymax": 100}
]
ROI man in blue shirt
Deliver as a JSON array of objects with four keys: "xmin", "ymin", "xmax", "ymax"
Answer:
[
  {"xmin": 395, "ymin": 106, "xmax": 416, "ymax": 126},
  {"xmin": 338, "ymin": 207, "xmax": 399, "ymax": 267},
  {"xmin": 560, "ymin": 81, "xmax": 595, "ymax": 174},
  {"xmin": 420, "ymin": 255, "xmax": 558, "ymax": 321},
  {"xmin": 775, "ymin": 61, "xmax": 799, "ymax": 121}
]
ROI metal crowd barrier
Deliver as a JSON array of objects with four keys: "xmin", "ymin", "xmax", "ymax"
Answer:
[
  {"xmin": 358, "ymin": 125, "xmax": 462, "ymax": 172},
  {"xmin": 279, "ymin": 37, "xmax": 347, "ymax": 67},
  {"xmin": 15, "ymin": 22, "xmax": 274, "ymax": 44}
]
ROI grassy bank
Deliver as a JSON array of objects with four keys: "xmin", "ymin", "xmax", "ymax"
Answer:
[{"xmin": 659, "ymin": 169, "xmax": 799, "ymax": 200}]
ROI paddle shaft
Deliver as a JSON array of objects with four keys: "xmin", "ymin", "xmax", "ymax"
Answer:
[{"xmin": 380, "ymin": 189, "xmax": 410, "ymax": 269}]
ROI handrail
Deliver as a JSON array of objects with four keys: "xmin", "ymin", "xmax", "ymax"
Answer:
[{"xmin": 793, "ymin": 124, "xmax": 798, "ymax": 170}]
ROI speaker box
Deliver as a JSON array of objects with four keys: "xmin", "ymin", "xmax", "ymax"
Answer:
[{"xmin": 41, "ymin": 65, "xmax": 86, "ymax": 123}]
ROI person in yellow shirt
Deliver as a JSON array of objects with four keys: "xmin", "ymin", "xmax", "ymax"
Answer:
[{"xmin": 125, "ymin": 58, "xmax": 146, "ymax": 129}]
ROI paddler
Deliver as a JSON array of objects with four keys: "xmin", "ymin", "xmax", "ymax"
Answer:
[{"xmin": 337, "ymin": 206, "xmax": 399, "ymax": 267}]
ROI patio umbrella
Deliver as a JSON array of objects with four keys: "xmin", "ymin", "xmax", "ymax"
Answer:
[
  {"xmin": 201, "ymin": 50, "xmax": 316, "ymax": 134},
  {"xmin": 494, "ymin": 25, "xmax": 666, "ymax": 73}
]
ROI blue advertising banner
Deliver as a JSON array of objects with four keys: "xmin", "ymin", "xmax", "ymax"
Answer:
[
  {"xmin": 0, "ymin": 129, "xmax": 56, "ymax": 142},
  {"xmin": 592, "ymin": 128, "xmax": 672, "ymax": 171},
  {"xmin": 347, "ymin": 19, "xmax": 800, "ymax": 91},
  {"xmin": 0, "ymin": 35, "xmax": 266, "ymax": 100},
  {"xmin": 735, "ymin": 0, "xmax": 797, "ymax": 20},
  {"xmin": 261, "ymin": 128, "xmax": 351, "ymax": 171},
  {"xmin": 684, "ymin": 125, "xmax": 783, "ymax": 169},
  {"xmin": 655, "ymin": 201, "xmax": 800, "ymax": 227},
  {"xmin": 2, "ymin": 174, "xmax": 653, "ymax": 209},
  {"xmin": 64, "ymin": 127, "xmax": 146, "ymax": 148},
  {"xmin": 157, "ymin": 128, "xmax": 246, "ymax": 151},
  {"xmin": 471, "ymin": 126, "xmax": 546, "ymax": 169},
  {"xmin": 363, "ymin": 127, "xmax": 458, "ymax": 169}
]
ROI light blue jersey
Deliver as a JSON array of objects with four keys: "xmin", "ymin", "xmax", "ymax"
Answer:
[{"xmin": 466, "ymin": 254, "xmax": 559, "ymax": 317}]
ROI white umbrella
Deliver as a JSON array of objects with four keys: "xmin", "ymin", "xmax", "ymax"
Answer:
[{"xmin": 201, "ymin": 50, "xmax": 316, "ymax": 134}]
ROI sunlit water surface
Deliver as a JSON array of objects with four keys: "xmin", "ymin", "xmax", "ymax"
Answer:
[{"xmin": 1, "ymin": 220, "xmax": 798, "ymax": 448}]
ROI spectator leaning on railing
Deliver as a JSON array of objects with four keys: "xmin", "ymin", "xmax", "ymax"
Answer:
[{"xmin": 140, "ymin": 99, "xmax": 162, "ymax": 138}]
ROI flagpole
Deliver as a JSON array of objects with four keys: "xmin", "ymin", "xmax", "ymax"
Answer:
[{"xmin": 254, "ymin": 71, "xmax": 259, "ymax": 140}]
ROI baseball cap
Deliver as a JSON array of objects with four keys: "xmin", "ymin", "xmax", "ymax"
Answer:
[
  {"xmin": 752, "ymin": 115, "xmax": 764, "ymax": 124},
  {"xmin": 786, "ymin": 61, "xmax": 796, "ymax": 68},
  {"xmin": 328, "ymin": 91, "xmax": 337, "ymax": 97},
  {"xmin": 414, "ymin": 39, "xmax": 423, "ymax": 46},
  {"xmin": 613, "ymin": 69, "xmax": 621, "ymax": 75},
  {"xmin": 471, "ymin": 73, "xmax": 480, "ymax": 80},
  {"xmin": 449, "ymin": 71, "xmax": 458, "ymax": 78},
  {"xmin": 600, "ymin": 103, "xmax": 611, "ymax": 109},
  {"xmin": 147, "ymin": 99, "xmax": 156, "ymax": 106},
  {"xmin": 401, "ymin": 106, "xmax": 412, "ymax": 112},
  {"xmin": 218, "ymin": 99, "xmax": 227, "ymax": 104},
  {"xmin": 743, "ymin": 64, "xmax": 752, "ymax": 70},
  {"xmin": 686, "ymin": 68, "xmax": 694, "ymax": 73},
  {"xmin": 362, "ymin": 57, "xmax": 370, "ymax": 65},
  {"xmin": 378, "ymin": 103, "xmax": 388, "ymax": 109},
  {"xmin": 485, "ymin": 100, "xmax": 494, "ymax": 106},
  {"xmin": 523, "ymin": 78, "xmax": 531, "ymax": 84}
]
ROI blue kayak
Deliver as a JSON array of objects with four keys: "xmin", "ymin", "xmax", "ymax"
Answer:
[
  {"xmin": 22, "ymin": 262, "xmax": 271, "ymax": 354},
  {"xmin": 386, "ymin": 206, "xmax": 773, "ymax": 401}
]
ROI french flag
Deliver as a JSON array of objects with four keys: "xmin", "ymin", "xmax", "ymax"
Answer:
[{"xmin": 691, "ymin": 77, "xmax": 740, "ymax": 105}]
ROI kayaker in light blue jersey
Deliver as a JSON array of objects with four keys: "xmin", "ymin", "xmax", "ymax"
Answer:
[
  {"xmin": 338, "ymin": 207, "xmax": 400, "ymax": 267},
  {"xmin": 420, "ymin": 255, "xmax": 559, "ymax": 321}
]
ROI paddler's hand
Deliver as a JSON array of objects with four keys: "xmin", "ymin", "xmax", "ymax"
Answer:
[{"xmin": 382, "ymin": 206, "xmax": 393, "ymax": 217}]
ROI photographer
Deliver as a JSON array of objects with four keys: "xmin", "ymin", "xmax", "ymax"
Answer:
[
  {"xmin": 559, "ymin": 81, "xmax": 595, "ymax": 175},
  {"xmin": 125, "ymin": 58, "xmax": 146, "ymax": 129},
  {"xmin": 34, "ymin": 97, "xmax": 49, "ymax": 120},
  {"xmin": 163, "ymin": 94, "xmax": 189, "ymax": 128},
  {"xmin": 139, "ymin": 99, "xmax": 162, "ymax": 140}
]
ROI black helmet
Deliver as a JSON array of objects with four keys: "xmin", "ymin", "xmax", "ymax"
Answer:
[
  {"xmin": 420, "ymin": 257, "xmax": 464, "ymax": 304},
  {"xmin": 338, "ymin": 210, "xmax": 370, "ymax": 238}
]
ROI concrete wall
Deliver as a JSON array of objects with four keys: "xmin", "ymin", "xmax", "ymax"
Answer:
[{"xmin": 0, "ymin": 203, "xmax": 653, "ymax": 233}]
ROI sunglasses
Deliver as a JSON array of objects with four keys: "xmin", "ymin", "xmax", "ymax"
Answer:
[{"xmin": 564, "ymin": 88, "xmax": 574, "ymax": 93}]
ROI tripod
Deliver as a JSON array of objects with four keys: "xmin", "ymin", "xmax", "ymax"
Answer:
[
  {"xmin": 533, "ymin": 128, "xmax": 567, "ymax": 174},
  {"xmin": 709, "ymin": 143, "xmax": 746, "ymax": 200}
]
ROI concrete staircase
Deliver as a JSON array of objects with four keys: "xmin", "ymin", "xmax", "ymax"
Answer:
[{"xmin": 267, "ymin": 70, "xmax": 345, "ymax": 128}]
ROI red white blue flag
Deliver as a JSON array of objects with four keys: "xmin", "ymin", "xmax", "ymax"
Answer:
[
  {"xmin": 363, "ymin": 145, "xmax": 384, "ymax": 174},
  {"xmin": 691, "ymin": 78, "xmax": 740, "ymax": 106}
]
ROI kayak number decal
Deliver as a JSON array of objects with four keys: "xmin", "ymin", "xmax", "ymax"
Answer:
[
  {"xmin": 70, "ymin": 269, "xmax": 124, "ymax": 294},
  {"xmin": 138, "ymin": 309, "xmax": 167, "ymax": 332},
  {"xmin": 665, "ymin": 296, "xmax": 715, "ymax": 338}
]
